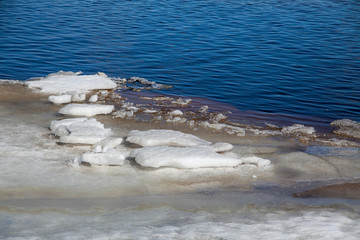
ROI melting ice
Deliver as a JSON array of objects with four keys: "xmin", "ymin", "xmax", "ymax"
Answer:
[{"xmin": 0, "ymin": 72, "xmax": 360, "ymax": 239}]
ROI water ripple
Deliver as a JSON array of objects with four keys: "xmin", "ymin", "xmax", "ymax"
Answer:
[{"xmin": 0, "ymin": 0, "xmax": 359, "ymax": 121}]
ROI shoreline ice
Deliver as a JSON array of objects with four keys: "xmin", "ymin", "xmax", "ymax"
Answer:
[{"xmin": 1, "ymin": 74, "xmax": 360, "ymax": 240}]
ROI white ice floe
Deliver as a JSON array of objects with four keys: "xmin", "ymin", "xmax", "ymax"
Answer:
[
  {"xmin": 169, "ymin": 110, "xmax": 183, "ymax": 116},
  {"xmin": 165, "ymin": 116, "xmax": 187, "ymax": 123},
  {"xmin": 113, "ymin": 109, "xmax": 134, "ymax": 118},
  {"xmin": 59, "ymin": 103, "xmax": 114, "ymax": 117},
  {"xmin": 50, "ymin": 118, "xmax": 87, "ymax": 132},
  {"xmin": 241, "ymin": 156, "xmax": 272, "ymax": 167},
  {"xmin": 126, "ymin": 129, "xmax": 211, "ymax": 147},
  {"xmin": 249, "ymin": 128, "xmax": 283, "ymax": 136},
  {"xmin": 211, "ymin": 142, "xmax": 234, "ymax": 152},
  {"xmin": 94, "ymin": 138, "xmax": 123, "ymax": 153},
  {"xmin": 281, "ymin": 124, "xmax": 315, "ymax": 135},
  {"xmin": 130, "ymin": 146, "xmax": 243, "ymax": 168},
  {"xmin": 26, "ymin": 71, "xmax": 117, "ymax": 94},
  {"xmin": 89, "ymin": 94, "xmax": 98, "ymax": 103},
  {"xmin": 171, "ymin": 98, "xmax": 192, "ymax": 106},
  {"xmin": 48, "ymin": 94, "xmax": 72, "ymax": 105},
  {"xmin": 68, "ymin": 91, "xmax": 86, "ymax": 102},
  {"xmin": 143, "ymin": 108, "xmax": 158, "ymax": 114},
  {"xmin": 73, "ymin": 149, "xmax": 125, "ymax": 166},
  {"xmin": 50, "ymin": 118, "xmax": 112, "ymax": 145}
]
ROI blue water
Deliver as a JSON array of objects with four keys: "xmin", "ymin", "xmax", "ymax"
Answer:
[{"xmin": 1, "ymin": 0, "xmax": 359, "ymax": 122}]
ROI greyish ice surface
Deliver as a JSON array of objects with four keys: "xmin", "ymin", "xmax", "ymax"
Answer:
[{"xmin": 0, "ymin": 75, "xmax": 360, "ymax": 239}]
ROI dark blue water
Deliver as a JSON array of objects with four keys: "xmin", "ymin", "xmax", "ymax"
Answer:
[{"xmin": 1, "ymin": 0, "xmax": 359, "ymax": 122}]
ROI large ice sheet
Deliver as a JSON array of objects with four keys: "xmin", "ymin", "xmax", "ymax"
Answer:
[
  {"xmin": 130, "ymin": 146, "xmax": 243, "ymax": 168},
  {"xmin": 50, "ymin": 118, "xmax": 112, "ymax": 145},
  {"xmin": 58, "ymin": 103, "xmax": 114, "ymax": 117},
  {"xmin": 26, "ymin": 71, "xmax": 117, "ymax": 94},
  {"xmin": 126, "ymin": 129, "xmax": 211, "ymax": 147}
]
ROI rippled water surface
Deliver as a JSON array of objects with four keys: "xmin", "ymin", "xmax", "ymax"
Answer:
[{"xmin": 0, "ymin": 0, "xmax": 359, "ymax": 121}]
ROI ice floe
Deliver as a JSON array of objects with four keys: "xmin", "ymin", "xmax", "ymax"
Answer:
[
  {"xmin": 211, "ymin": 142, "xmax": 234, "ymax": 152},
  {"xmin": 48, "ymin": 94, "xmax": 72, "ymax": 105},
  {"xmin": 93, "ymin": 138, "xmax": 123, "ymax": 153},
  {"xmin": 26, "ymin": 71, "xmax": 117, "ymax": 94},
  {"xmin": 59, "ymin": 103, "xmax": 114, "ymax": 117},
  {"xmin": 50, "ymin": 118, "xmax": 112, "ymax": 145},
  {"xmin": 241, "ymin": 156, "xmax": 272, "ymax": 167},
  {"xmin": 281, "ymin": 124, "xmax": 315, "ymax": 135},
  {"xmin": 73, "ymin": 149, "xmax": 125, "ymax": 166},
  {"xmin": 130, "ymin": 146, "xmax": 243, "ymax": 168},
  {"xmin": 88, "ymin": 94, "xmax": 98, "ymax": 103},
  {"xmin": 169, "ymin": 109, "xmax": 183, "ymax": 116},
  {"xmin": 126, "ymin": 129, "xmax": 211, "ymax": 147},
  {"xmin": 331, "ymin": 119, "xmax": 360, "ymax": 139},
  {"xmin": 201, "ymin": 122, "xmax": 246, "ymax": 136}
]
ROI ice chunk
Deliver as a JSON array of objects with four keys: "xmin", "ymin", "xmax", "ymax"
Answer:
[
  {"xmin": 211, "ymin": 113, "xmax": 227, "ymax": 123},
  {"xmin": 126, "ymin": 129, "xmax": 211, "ymax": 147},
  {"xmin": 165, "ymin": 116, "xmax": 187, "ymax": 123},
  {"xmin": 89, "ymin": 94, "xmax": 98, "ymax": 103},
  {"xmin": 48, "ymin": 94, "xmax": 72, "ymax": 105},
  {"xmin": 201, "ymin": 122, "xmax": 246, "ymax": 136},
  {"xmin": 59, "ymin": 103, "xmax": 114, "ymax": 117},
  {"xmin": 282, "ymin": 124, "xmax": 315, "ymax": 135},
  {"xmin": 331, "ymin": 119, "xmax": 360, "ymax": 139},
  {"xmin": 169, "ymin": 110, "xmax": 183, "ymax": 116},
  {"xmin": 74, "ymin": 149, "xmax": 125, "ymax": 166},
  {"xmin": 130, "ymin": 146, "xmax": 243, "ymax": 168},
  {"xmin": 211, "ymin": 142, "xmax": 233, "ymax": 152},
  {"xmin": 93, "ymin": 138, "xmax": 123, "ymax": 153},
  {"xmin": 128, "ymin": 77, "xmax": 171, "ymax": 89},
  {"xmin": 50, "ymin": 118, "xmax": 88, "ymax": 132},
  {"xmin": 50, "ymin": 118, "xmax": 112, "ymax": 145},
  {"xmin": 26, "ymin": 71, "xmax": 117, "ymax": 94},
  {"xmin": 113, "ymin": 109, "xmax": 134, "ymax": 118},
  {"xmin": 68, "ymin": 91, "xmax": 86, "ymax": 102},
  {"xmin": 60, "ymin": 135, "xmax": 108, "ymax": 145},
  {"xmin": 241, "ymin": 156, "xmax": 271, "ymax": 167},
  {"xmin": 171, "ymin": 98, "xmax": 192, "ymax": 106}
]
